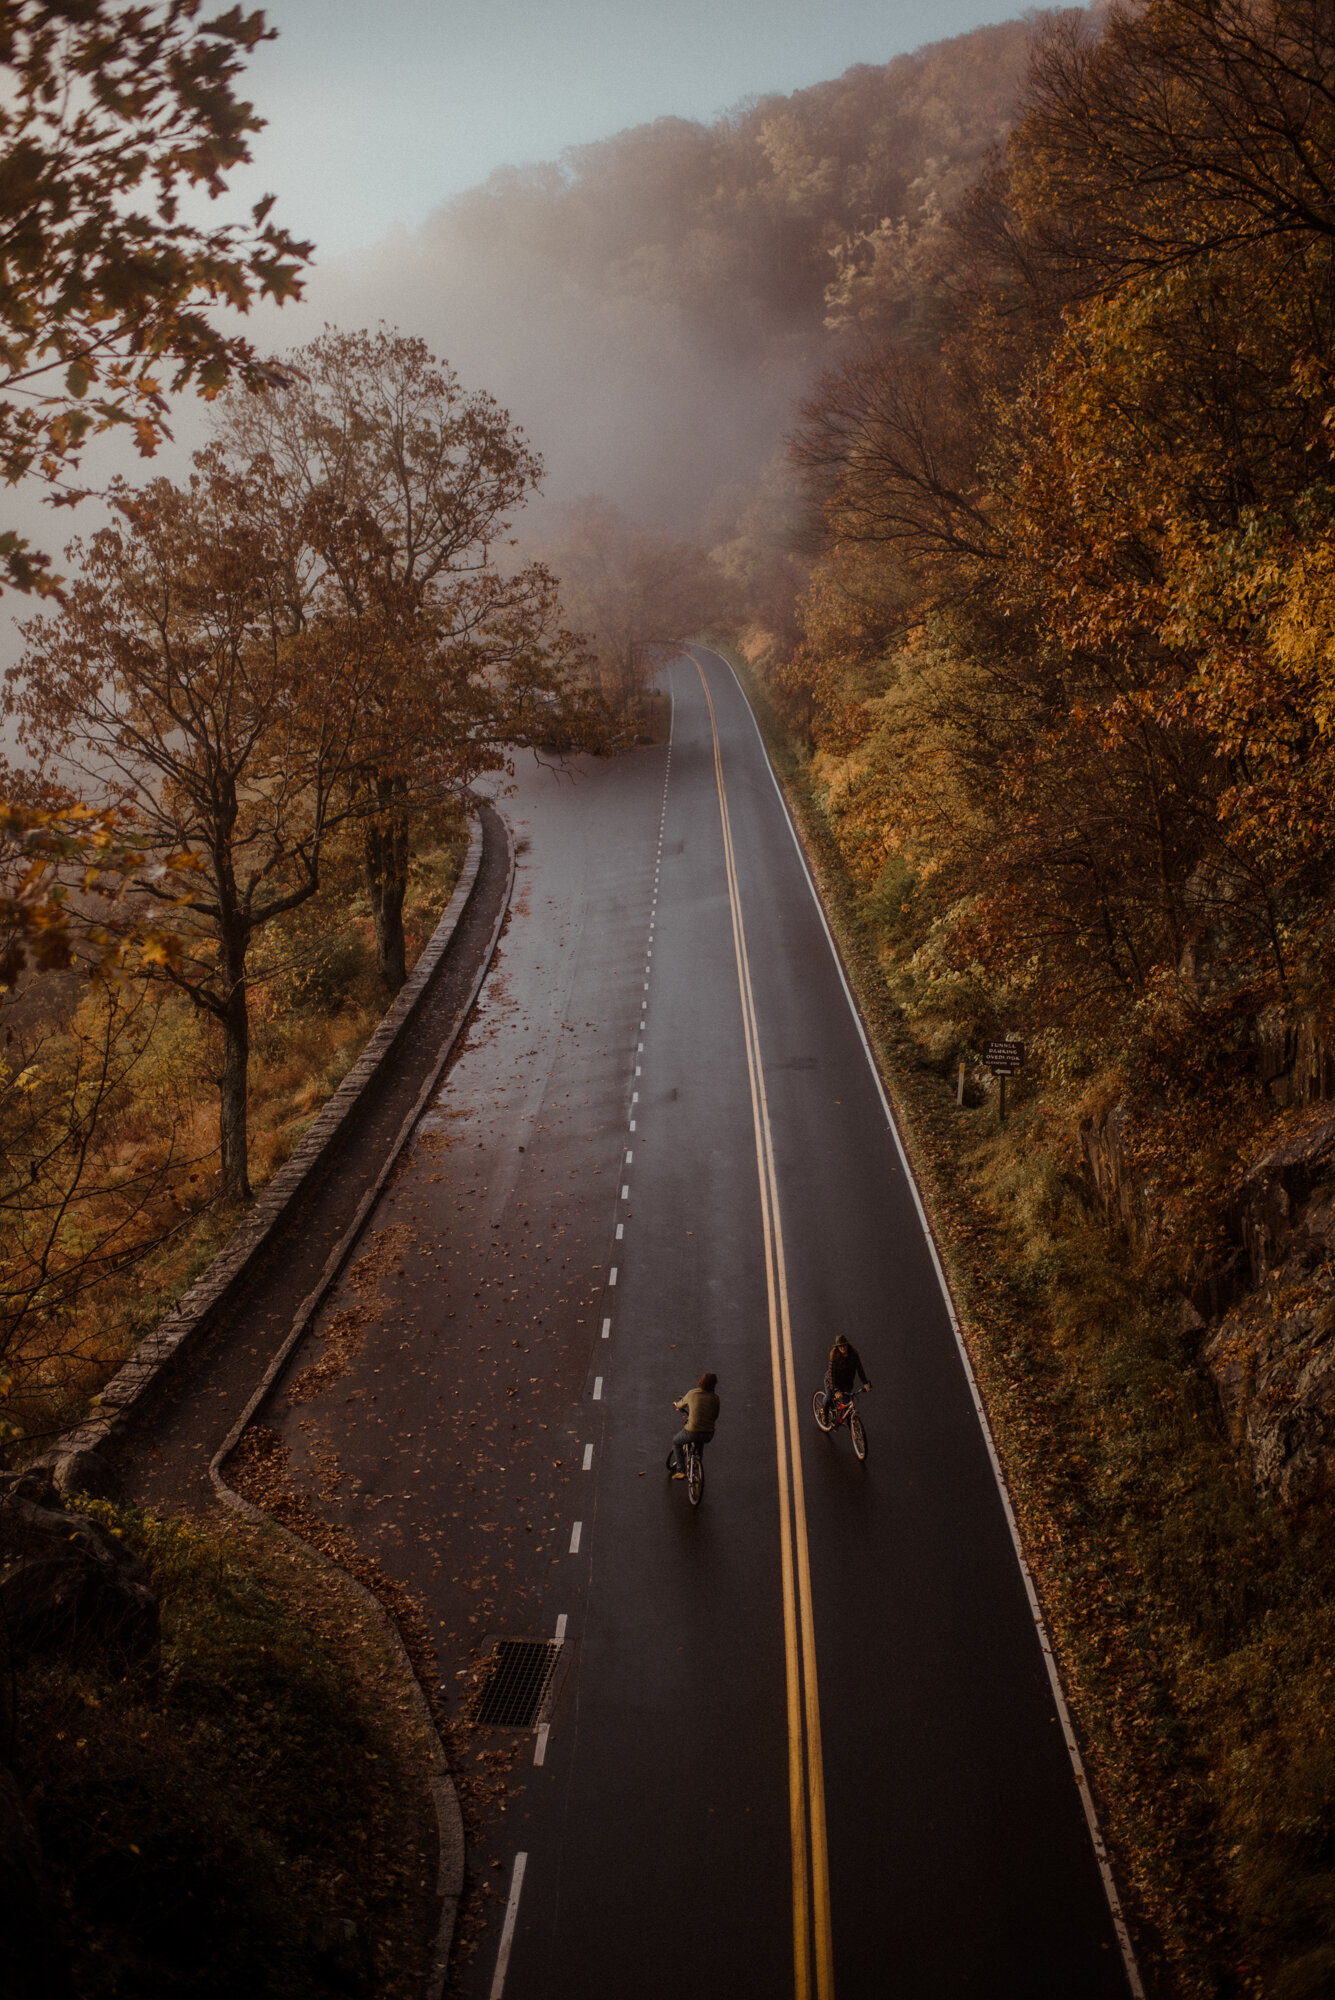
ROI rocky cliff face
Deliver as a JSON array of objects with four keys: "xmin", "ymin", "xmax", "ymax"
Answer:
[
  {"xmin": 1082, "ymin": 1097, "xmax": 1335, "ymax": 1510},
  {"xmin": 1256, "ymin": 1008, "xmax": 1335, "ymax": 1110},
  {"xmin": 1080, "ymin": 1100, "xmax": 1154, "ymax": 1253},
  {"xmin": 1204, "ymin": 1116, "xmax": 1335, "ymax": 1509}
]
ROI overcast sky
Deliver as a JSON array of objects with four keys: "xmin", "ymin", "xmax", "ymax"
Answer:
[{"xmin": 234, "ymin": 0, "xmax": 1029, "ymax": 256}]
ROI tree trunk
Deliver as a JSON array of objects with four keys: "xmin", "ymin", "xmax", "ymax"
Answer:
[
  {"xmin": 364, "ymin": 776, "xmax": 411, "ymax": 993},
  {"xmin": 218, "ymin": 931, "xmax": 251, "ymax": 1201}
]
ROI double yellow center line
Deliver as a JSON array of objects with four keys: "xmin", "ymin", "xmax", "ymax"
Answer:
[{"xmin": 694, "ymin": 657, "xmax": 835, "ymax": 2000}]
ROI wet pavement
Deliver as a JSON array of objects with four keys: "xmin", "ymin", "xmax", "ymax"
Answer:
[{"xmin": 243, "ymin": 655, "xmax": 1133, "ymax": 1999}]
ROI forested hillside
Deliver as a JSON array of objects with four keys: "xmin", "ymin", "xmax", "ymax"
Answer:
[
  {"xmin": 774, "ymin": 0, "xmax": 1335, "ymax": 1502},
  {"xmin": 376, "ymin": 14, "xmax": 1041, "ymax": 526}
]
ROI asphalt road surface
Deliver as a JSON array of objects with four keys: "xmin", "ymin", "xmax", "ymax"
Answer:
[{"xmin": 261, "ymin": 648, "xmax": 1137, "ymax": 1999}]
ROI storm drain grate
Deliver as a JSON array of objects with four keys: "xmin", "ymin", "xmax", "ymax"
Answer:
[{"xmin": 473, "ymin": 1639, "xmax": 564, "ymax": 1728}]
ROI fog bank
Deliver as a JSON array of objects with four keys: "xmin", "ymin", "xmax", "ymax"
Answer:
[{"xmin": 241, "ymin": 16, "xmax": 1039, "ymax": 536}]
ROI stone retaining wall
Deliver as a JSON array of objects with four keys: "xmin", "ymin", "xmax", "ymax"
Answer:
[{"xmin": 60, "ymin": 812, "xmax": 485, "ymax": 1455}]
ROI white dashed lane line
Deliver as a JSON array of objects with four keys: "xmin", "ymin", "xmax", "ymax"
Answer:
[
  {"xmin": 489, "ymin": 1853, "xmax": 528, "ymax": 1999},
  {"xmin": 581, "ymin": 749, "xmax": 665, "ymax": 1598}
]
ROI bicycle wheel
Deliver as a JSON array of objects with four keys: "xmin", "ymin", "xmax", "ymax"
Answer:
[
  {"xmin": 687, "ymin": 1446, "xmax": 705, "ymax": 1507},
  {"xmin": 849, "ymin": 1406, "xmax": 867, "ymax": 1461},
  {"xmin": 812, "ymin": 1391, "xmax": 833, "ymax": 1433}
]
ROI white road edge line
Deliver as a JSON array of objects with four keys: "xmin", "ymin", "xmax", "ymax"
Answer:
[
  {"xmin": 702, "ymin": 643, "xmax": 1147, "ymax": 2000},
  {"xmin": 569, "ymin": 1521, "xmax": 582, "ymax": 1554},
  {"xmin": 489, "ymin": 1851, "xmax": 527, "ymax": 1999},
  {"xmin": 533, "ymin": 1723, "xmax": 550, "ymax": 1766},
  {"xmin": 555, "ymin": 1613, "xmax": 567, "ymax": 1640}
]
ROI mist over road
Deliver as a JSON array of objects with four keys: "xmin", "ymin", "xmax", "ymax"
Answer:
[{"xmin": 265, "ymin": 651, "xmax": 1134, "ymax": 1997}]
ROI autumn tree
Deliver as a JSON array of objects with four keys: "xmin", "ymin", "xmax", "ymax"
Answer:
[
  {"xmin": 542, "ymin": 498, "xmax": 737, "ymax": 716},
  {"xmin": 704, "ymin": 458, "xmax": 812, "ymax": 656},
  {"xmin": 0, "ymin": 795, "xmax": 199, "ymax": 1433},
  {"xmin": 0, "ymin": 1, "xmax": 310, "ymax": 595},
  {"xmin": 784, "ymin": 0, "xmax": 1335, "ymax": 1054},
  {"xmin": 215, "ymin": 327, "xmax": 602, "ymax": 991},
  {"xmin": 0, "ymin": 980, "xmax": 193, "ymax": 1439},
  {"xmin": 0, "ymin": 794, "xmax": 189, "ymax": 990},
  {"xmin": 1013, "ymin": 0, "xmax": 1335, "ymax": 290},
  {"xmin": 10, "ymin": 454, "xmax": 384, "ymax": 1199}
]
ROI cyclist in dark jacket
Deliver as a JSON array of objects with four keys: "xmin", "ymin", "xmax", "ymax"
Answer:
[{"xmin": 823, "ymin": 1336, "xmax": 871, "ymax": 1414}]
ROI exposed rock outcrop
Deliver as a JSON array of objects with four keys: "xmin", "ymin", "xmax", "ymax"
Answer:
[
  {"xmin": 1256, "ymin": 1007, "xmax": 1335, "ymax": 1109},
  {"xmin": 1206, "ymin": 1280, "xmax": 1335, "ymax": 1511},
  {"xmin": 1227, "ymin": 1112, "xmax": 1335, "ymax": 1285},
  {"xmin": 1080, "ymin": 1100, "xmax": 1156, "ymax": 1254},
  {"xmin": 1081, "ymin": 1098, "xmax": 1335, "ymax": 1506},
  {"xmin": 1201, "ymin": 1146, "xmax": 1335, "ymax": 1507},
  {"xmin": 0, "ymin": 1484, "xmax": 158, "ymax": 1667},
  {"xmin": 23, "ymin": 1443, "xmax": 125, "ymax": 1504}
]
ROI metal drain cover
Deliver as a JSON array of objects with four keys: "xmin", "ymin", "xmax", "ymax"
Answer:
[{"xmin": 473, "ymin": 1638, "xmax": 565, "ymax": 1728}]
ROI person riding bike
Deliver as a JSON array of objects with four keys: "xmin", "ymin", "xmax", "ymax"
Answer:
[
  {"xmin": 822, "ymin": 1336, "xmax": 871, "ymax": 1416},
  {"xmin": 669, "ymin": 1371, "xmax": 719, "ymax": 1478}
]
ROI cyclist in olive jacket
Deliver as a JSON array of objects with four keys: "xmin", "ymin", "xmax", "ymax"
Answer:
[{"xmin": 669, "ymin": 1371, "xmax": 719, "ymax": 1478}]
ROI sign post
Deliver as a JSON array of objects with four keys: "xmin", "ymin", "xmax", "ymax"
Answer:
[{"xmin": 984, "ymin": 1039, "xmax": 1024, "ymax": 1125}]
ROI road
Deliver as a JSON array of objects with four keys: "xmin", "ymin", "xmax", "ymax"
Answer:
[{"xmin": 258, "ymin": 648, "xmax": 1137, "ymax": 1999}]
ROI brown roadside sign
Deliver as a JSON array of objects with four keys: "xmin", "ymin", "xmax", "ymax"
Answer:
[{"xmin": 985, "ymin": 1040, "xmax": 1024, "ymax": 1072}]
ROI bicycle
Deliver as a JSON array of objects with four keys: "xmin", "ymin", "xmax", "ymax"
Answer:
[
  {"xmin": 813, "ymin": 1385, "xmax": 868, "ymax": 1461},
  {"xmin": 665, "ymin": 1434, "xmax": 706, "ymax": 1507}
]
